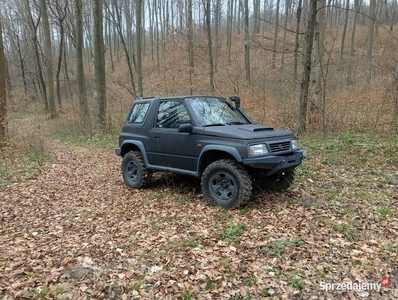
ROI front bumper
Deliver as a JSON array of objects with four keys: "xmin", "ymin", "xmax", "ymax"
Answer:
[
  {"xmin": 242, "ymin": 149, "xmax": 306, "ymax": 176},
  {"xmin": 115, "ymin": 148, "xmax": 121, "ymax": 156}
]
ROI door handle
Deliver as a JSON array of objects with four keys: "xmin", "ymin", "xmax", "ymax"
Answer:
[{"xmin": 154, "ymin": 136, "xmax": 160, "ymax": 139}]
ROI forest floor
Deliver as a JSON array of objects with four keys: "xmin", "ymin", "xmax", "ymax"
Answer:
[{"xmin": 0, "ymin": 115, "xmax": 397, "ymax": 299}]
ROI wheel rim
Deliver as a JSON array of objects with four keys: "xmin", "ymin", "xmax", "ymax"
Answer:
[
  {"xmin": 126, "ymin": 161, "xmax": 139, "ymax": 182},
  {"xmin": 209, "ymin": 171, "xmax": 237, "ymax": 201}
]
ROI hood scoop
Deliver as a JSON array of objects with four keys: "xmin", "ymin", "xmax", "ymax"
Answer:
[{"xmin": 238, "ymin": 126, "xmax": 274, "ymax": 132}]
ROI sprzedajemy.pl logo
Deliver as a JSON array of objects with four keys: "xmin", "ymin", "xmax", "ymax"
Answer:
[{"xmin": 320, "ymin": 276, "xmax": 391, "ymax": 292}]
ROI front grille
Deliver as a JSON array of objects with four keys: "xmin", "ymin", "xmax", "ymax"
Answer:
[{"xmin": 269, "ymin": 141, "xmax": 291, "ymax": 153}]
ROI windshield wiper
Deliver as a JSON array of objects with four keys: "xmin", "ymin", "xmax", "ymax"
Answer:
[
  {"xmin": 204, "ymin": 123, "xmax": 226, "ymax": 127},
  {"xmin": 226, "ymin": 121, "xmax": 245, "ymax": 125}
]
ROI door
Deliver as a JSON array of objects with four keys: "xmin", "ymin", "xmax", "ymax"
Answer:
[{"xmin": 147, "ymin": 100, "xmax": 197, "ymax": 171}]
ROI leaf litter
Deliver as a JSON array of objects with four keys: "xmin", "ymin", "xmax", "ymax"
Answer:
[{"xmin": 0, "ymin": 138, "xmax": 397, "ymax": 299}]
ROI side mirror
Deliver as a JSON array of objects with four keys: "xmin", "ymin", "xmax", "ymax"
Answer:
[
  {"xmin": 229, "ymin": 96, "xmax": 241, "ymax": 109},
  {"xmin": 178, "ymin": 123, "xmax": 193, "ymax": 133}
]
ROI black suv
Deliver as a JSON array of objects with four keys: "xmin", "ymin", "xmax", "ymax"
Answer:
[{"xmin": 116, "ymin": 95, "xmax": 306, "ymax": 208}]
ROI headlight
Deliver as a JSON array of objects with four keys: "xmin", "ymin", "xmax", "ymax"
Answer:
[
  {"xmin": 249, "ymin": 144, "xmax": 269, "ymax": 157},
  {"xmin": 291, "ymin": 139, "xmax": 299, "ymax": 150}
]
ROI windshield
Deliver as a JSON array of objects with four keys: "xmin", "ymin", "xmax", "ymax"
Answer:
[{"xmin": 188, "ymin": 97, "xmax": 248, "ymax": 127}]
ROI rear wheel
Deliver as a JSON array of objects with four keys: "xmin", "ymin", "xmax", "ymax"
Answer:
[
  {"xmin": 121, "ymin": 151, "xmax": 150, "ymax": 188},
  {"xmin": 261, "ymin": 169, "xmax": 295, "ymax": 191},
  {"xmin": 201, "ymin": 159, "xmax": 252, "ymax": 208}
]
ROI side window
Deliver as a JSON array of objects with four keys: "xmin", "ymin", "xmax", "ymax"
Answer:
[
  {"xmin": 128, "ymin": 102, "xmax": 150, "ymax": 123},
  {"xmin": 156, "ymin": 100, "xmax": 191, "ymax": 128}
]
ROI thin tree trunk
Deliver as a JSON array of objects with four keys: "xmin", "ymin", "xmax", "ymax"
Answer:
[
  {"xmin": 92, "ymin": 0, "xmax": 107, "ymax": 131},
  {"xmin": 243, "ymin": 0, "xmax": 250, "ymax": 83},
  {"xmin": 0, "ymin": 17, "xmax": 7, "ymax": 145},
  {"xmin": 137, "ymin": 0, "xmax": 143, "ymax": 97},
  {"xmin": 39, "ymin": 0, "xmax": 57, "ymax": 118},
  {"xmin": 365, "ymin": 0, "xmax": 376, "ymax": 85},
  {"xmin": 298, "ymin": 0, "xmax": 317, "ymax": 134},
  {"xmin": 205, "ymin": 0, "xmax": 215, "ymax": 92},
  {"xmin": 309, "ymin": 0, "xmax": 326, "ymax": 126},
  {"xmin": 294, "ymin": 0, "xmax": 302, "ymax": 81},
  {"xmin": 214, "ymin": 0, "xmax": 220, "ymax": 72},
  {"xmin": 272, "ymin": 0, "xmax": 280, "ymax": 69},
  {"xmin": 347, "ymin": 0, "xmax": 361, "ymax": 85},
  {"xmin": 75, "ymin": 0, "xmax": 89, "ymax": 125},
  {"xmin": 188, "ymin": 0, "xmax": 194, "ymax": 94},
  {"xmin": 5, "ymin": 58, "xmax": 12, "ymax": 98},
  {"xmin": 227, "ymin": 0, "xmax": 233, "ymax": 63},
  {"xmin": 13, "ymin": 34, "xmax": 27, "ymax": 95},
  {"xmin": 392, "ymin": 58, "xmax": 398, "ymax": 133},
  {"xmin": 26, "ymin": 1, "xmax": 48, "ymax": 110},
  {"xmin": 56, "ymin": 21, "xmax": 64, "ymax": 110},
  {"xmin": 339, "ymin": 0, "xmax": 350, "ymax": 62},
  {"xmin": 390, "ymin": 0, "xmax": 396, "ymax": 31},
  {"xmin": 281, "ymin": 0, "xmax": 290, "ymax": 71}
]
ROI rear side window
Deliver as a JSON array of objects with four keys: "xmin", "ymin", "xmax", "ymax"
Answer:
[{"xmin": 128, "ymin": 102, "xmax": 150, "ymax": 123}]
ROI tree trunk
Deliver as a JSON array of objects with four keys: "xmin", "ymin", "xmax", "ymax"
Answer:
[
  {"xmin": 214, "ymin": 0, "xmax": 221, "ymax": 72},
  {"xmin": 137, "ymin": 0, "xmax": 143, "ymax": 97},
  {"xmin": 339, "ymin": 0, "xmax": 350, "ymax": 61},
  {"xmin": 107, "ymin": 0, "xmax": 137, "ymax": 95},
  {"xmin": 56, "ymin": 21, "xmax": 64, "ymax": 111},
  {"xmin": 227, "ymin": 0, "xmax": 233, "ymax": 63},
  {"xmin": 365, "ymin": 0, "xmax": 376, "ymax": 85},
  {"xmin": 188, "ymin": 0, "xmax": 194, "ymax": 94},
  {"xmin": 294, "ymin": 0, "xmax": 302, "ymax": 81},
  {"xmin": 390, "ymin": 0, "xmax": 396, "ymax": 31},
  {"xmin": 298, "ymin": 0, "xmax": 317, "ymax": 134},
  {"xmin": 0, "ymin": 17, "xmax": 7, "ymax": 145},
  {"xmin": 392, "ymin": 58, "xmax": 398, "ymax": 133},
  {"xmin": 26, "ymin": 1, "xmax": 48, "ymax": 110},
  {"xmin": 347, "ymin": 0, "xmax": 361, "ymax": 85},
  {"xmin": 205, "ymin": 0, "xmax": 215, "ymax": 92},
  {"xmin": 243, "ymin": 0, "xmax": 250, "ymax": 83},
  {"xmin": 281, "ymin": 0, "xmax": 290, "ymax": 71},
  {"xmin": 39, "ymin": 0, "xmax": 57, "ymax": 118},
  {"xmin": 75, "ymin": 0, "xmax": 89, "ymax": 125},
  {"xmin": 309, "ymin": 0, "xmax": 326, "ymax": 126},
  {"xmin": 272, "ymin": 0, "xmax": 280, "ymax": 69},
  {"xmin": 92, "ymin": 0, "xmax": 107, "ymax": 131}
]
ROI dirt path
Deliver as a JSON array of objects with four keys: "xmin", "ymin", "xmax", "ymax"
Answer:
[{"xmin": 0, "ymin": 141, "xmax": 397, "ymax": 299}]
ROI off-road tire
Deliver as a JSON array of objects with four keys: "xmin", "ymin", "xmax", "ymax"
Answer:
[
  {"xmin": 201, "ymin": 159, "xmax": 252, "ymax": 208},
  {"xmin": 261, "ymin": 169, "xmax": 295, "ymax": 191},
  {"xmin": 121, "ymin": 151, "xmax": 150, "ymax": 188}
]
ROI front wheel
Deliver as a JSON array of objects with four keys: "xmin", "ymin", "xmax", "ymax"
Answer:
[
  {"xmin": 121, "ymin": 151, "xmax": 150, "ymax": 188},
  {"xmin": 201, "ymin": 159, "xmax": 252, "ymax": 208}
]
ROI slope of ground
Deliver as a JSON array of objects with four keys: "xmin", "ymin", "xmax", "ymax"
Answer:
[{"xmin": 0, "ymin": 128, "xmax": 397, "ymax": 299}]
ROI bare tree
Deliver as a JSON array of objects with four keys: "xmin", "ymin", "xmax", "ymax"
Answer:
[
  {"xmin": 272, "ymin": 0, "xmax": 280, "ymax": 69},
  {"xmin": 347, "ymin": 0, "xmax": 361, "ymax": 85},
  {"xmin": 205, "ymin": 0, "xmax": 215, "ymax": 92},
  {"xmin": 339, "ymin": 0, "xmax": 350, "ymax": 61},
  {"xmin": 365, "ymin": 0, "xmax": 377, "ymax": 85},
  {"xmin": 106, "ymin": 0, "xmax": 137, "ymax": 95},
  {"xmin": 50, "ymin": 0, "xmax": 69, "ymax": 111},
  {"xmin": 92, "ymin": 0, "xmax": 107, "ymax": 130},
  {"xmin": 0, "ymin": 17, "xmax": 7, "ymax": 145},
  {"xmin": 39, "ymin": 0, "xmax": 57, "ymax": 118},
  {"xmin": 281, "ymin": 0, "xmax": 290, "ymax": 71},
  {"xmin": 75, "ymin": 0, "xmax": 89, "ymax": 125},
  {"xmin": 309, "ymin": 0, "xmax": 326, "ymax": 125},
  {"xmin": 137, "ymin": 0, "xmax": 144, "ymax": 97},
  {"xmin": 293, "ymin": 0, "xmax": 302, "ymax": 80},
  {"xmin": 298, "ymin": 0, "xmax": 317, "ymax": 134},
  {"xmin": 188, "ymin": 0, "xmax": 194, "ymax": 94},
  {"xmin": 243, "ymin": 0, "xmax": 250, "ymax": 83}
]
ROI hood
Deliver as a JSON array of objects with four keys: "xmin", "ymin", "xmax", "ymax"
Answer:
[{"xmin": 203, "ymin": 124, "xmax": 295, "ymax": 140}]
